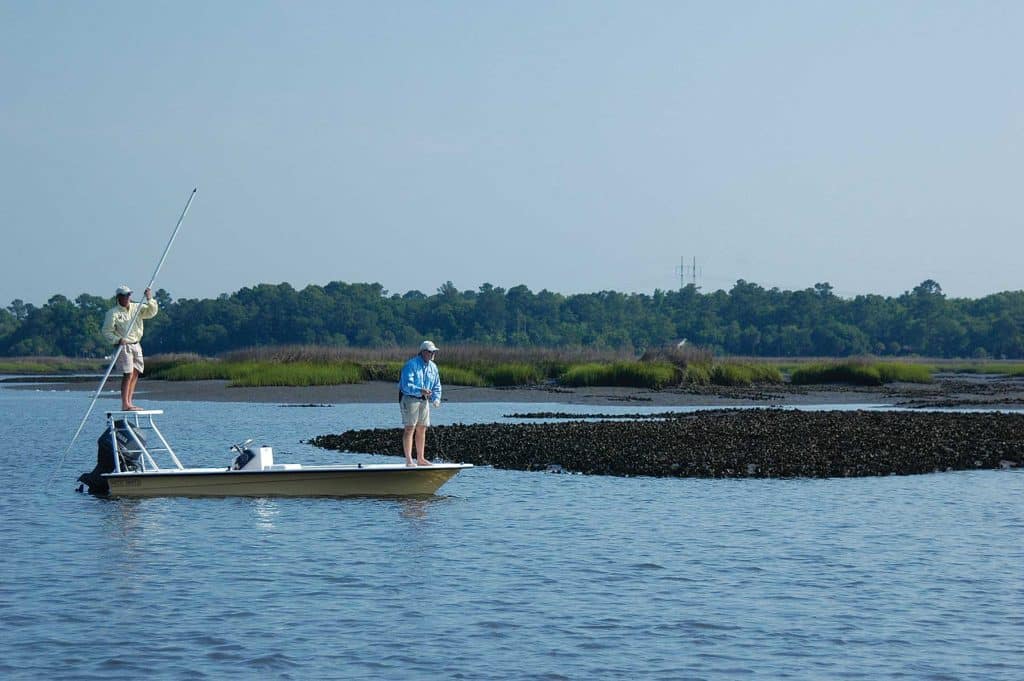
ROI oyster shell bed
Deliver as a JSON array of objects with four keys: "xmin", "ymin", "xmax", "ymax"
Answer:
[{"xmin": 310, "ymin": 409, "xmax": 1024, "ymax": 478}]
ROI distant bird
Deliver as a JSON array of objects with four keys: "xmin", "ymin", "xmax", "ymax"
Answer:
[{"xmin": 677, "ymin": 339, "xmax": 687, "ymax": 347}]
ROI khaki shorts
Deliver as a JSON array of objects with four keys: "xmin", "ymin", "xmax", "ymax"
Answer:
[
  {"xmin": 400, "ymin": 394, "xmax": 431, "ymax": 427},
  {"xmin": 115, "ymin": 342, "xmax": 145, "ymax": 375}
]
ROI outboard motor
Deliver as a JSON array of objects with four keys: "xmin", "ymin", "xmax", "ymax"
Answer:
[
  {"xmin": 230, "ymin": 439, "xmax": 273, "ymax": 471},
  {"xmin": 77, "ymin": 420, "xmax": 146, "ymax": 495}
]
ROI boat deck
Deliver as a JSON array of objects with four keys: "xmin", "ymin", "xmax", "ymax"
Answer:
[{"xmin": 89, "ymin": 408, "xmax": 472, "ymax": 497}]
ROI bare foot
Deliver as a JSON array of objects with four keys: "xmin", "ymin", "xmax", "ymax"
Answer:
[
  {"xmin": 416, "ymin": 460, "xmax": 432, "ymax": 466},
  {"xmin": 128, "ymin": 406, "xmax": 145, "ymax": 411},
  {"xmin": 405, "ymin": 460, "xmax": 417, "ymax": 467}
]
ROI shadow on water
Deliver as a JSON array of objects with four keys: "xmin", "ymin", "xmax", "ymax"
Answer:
[{"xmin": 394, "ymin": 494, "xmax": 456, "ymax": 521}]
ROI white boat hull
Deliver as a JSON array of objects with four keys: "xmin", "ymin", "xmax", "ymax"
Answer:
[{"xmin": 103, "ymin": 463, "xmax": 471, "ymax": 497}]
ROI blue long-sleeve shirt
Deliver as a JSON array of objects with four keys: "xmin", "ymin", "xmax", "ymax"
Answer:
[{"xmin": 399, "ymin": 355, "xmax": 441, "ymax": 403}]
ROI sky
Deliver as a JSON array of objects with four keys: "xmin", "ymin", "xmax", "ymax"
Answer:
[{"xmin": 1, "ymin": 1, "xmax": 1021, "ymax": 306}]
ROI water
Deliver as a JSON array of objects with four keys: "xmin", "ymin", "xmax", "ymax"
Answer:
[{"xmin": 1, "ymin": 387, "xmax": 1022, "ymax": 680}]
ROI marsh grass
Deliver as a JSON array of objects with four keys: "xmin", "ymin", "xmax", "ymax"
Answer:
[
  {"xmin": 439, "ymin": 366, "xmax": 488, "ymax": 387},
  {"xmin": 359, "ymin": 361, "xmax": 404, "ymax": 382},
  {"xmin": 791, "ymin": 362, "xmax": 883, "ymax": 386},
  {"xmin": 223, "ymin": 343, "xmax": 628, "ymax": 365},
  {"xmin": 791, "ymin": 360, "xmax": 933, "ymax": 386},
  {"xmin": 124, "ymin": 345, "xmax": 952, "ymax": 389},
  {"xmin": 751, "ymin": 364, "xmax": 785, "ymax": 383},
  {"xmin": 353, "ymin": 359, "xmax": 528, "ymax": 387},
  {"xmin": 480, "ymin": 362, "xmax": 546, "ymax": 387},
  {"xmin": 145, "ymin": 353, "xmax": 206, "ymax": 376},
  {"xmin": 640, "ymin": 345, "xmax": 783, "ymax": 387},
  {"xmin": 875, "ymin": 363, "xmax": 934, "ymax": 383},
  {"xmin": 153, "ymin": 359, "xmax": 363, "ymax": 386},
  {"xmin": 442, "ymin": 343, "xmax": 630, "ymax": 367},
  {"xmin": 640, "ymin": 344, "xmax": 715, "ymax": 368},
  {"xmin": 215, "ymin": 345, "xmax": 619, "ymax": 387},
  {"xmin": 0, "ymin": 361, "xmax": 61, "ymax": 373},
  {"xmin": 151, "ymin": 360, "xmax": 235, "ymax": 381},
  {"xmin": 0, "ymin": 357, "xmax": 105, "ymax": 374},
  {"xmin": 684, "ymin": 364, "xmax": 712, "ymax": 385},
  {"xmin": 151, "ymin": 355, "xmax": 930, "ymax": 389},
  {"xmin": 559, "ymin": 361, "xmax": 679, "ymax": 389},
  {"xmin": 941, "ymin": 362, "xmax": 1024, "ymax": 376},
  {"xmin": 710, "ymin": 363, "xmax": 784, "ymax": 386},
  {"xmin": 147, "ymin": 348, "xmax": 779, "ymax": 389},
  {"xmin": 229, "ymin": 362, "xmax": 363, "ymax": 387},
  {"xmin": 151, "ymin": 354, "xmax": 518, "ymax": 388}
]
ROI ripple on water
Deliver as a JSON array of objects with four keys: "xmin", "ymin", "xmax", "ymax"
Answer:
[{"xmin": 1, "ymin": 394, "xmax": 1022, "ymax": 680}]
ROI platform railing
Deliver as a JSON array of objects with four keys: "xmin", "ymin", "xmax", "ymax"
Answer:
[{"xmin": 105, "ymin": 410, "xmax": 184, "ymax": 473}]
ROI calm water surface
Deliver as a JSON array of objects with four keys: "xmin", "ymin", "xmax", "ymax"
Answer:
[{"xmin": 1, "ymin": 386, "xmax": 1021, "ymax": 680}]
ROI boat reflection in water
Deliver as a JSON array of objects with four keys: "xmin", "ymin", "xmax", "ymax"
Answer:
[{"xmin": 77, "ymin": 410, "xmax": 471, "ymax": 498}]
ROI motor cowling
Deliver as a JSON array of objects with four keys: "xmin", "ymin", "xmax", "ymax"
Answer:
[
  {"xmin": 232, "ymin": 446, "xmax": 273, "ymax": 470},
  {"xmin": 77, "ymin": 420, "xmax": 145, "ymax": 494}
]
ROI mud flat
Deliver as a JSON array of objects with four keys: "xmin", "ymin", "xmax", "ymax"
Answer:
[
  {"xmin": 9, "ymin": 371, "xmax": 1024, "ymax": 409},
  {"xmin": 310, "ymin": 409, "xmax": 1024, "ymax": 478}
]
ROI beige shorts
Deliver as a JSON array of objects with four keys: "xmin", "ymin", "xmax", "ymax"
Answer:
[
  {"xmin": 400, "ymin": 394, "xmax": 431, "ymax": 427},
  {"xmin": 115, "ymin": 342, "xmax": 145, "ymax": 375}
]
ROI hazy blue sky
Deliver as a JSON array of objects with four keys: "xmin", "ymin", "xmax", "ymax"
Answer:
[{"xmin": 2, "ymin": 1, "xmax": 1021, "ymax": 305}]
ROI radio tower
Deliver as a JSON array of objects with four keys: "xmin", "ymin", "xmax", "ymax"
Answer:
[{"xmin": 677, "ymin": 257, "xmax": 701, "ymax": 290}]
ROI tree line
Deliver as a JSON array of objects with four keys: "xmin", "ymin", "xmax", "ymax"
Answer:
[{"xmin": 2, "ymin": 279, "xmax": 1023, "ymax": 359}]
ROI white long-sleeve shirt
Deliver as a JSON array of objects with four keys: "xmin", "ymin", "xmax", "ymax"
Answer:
[{"xmin": 102, "ymin": 299, "xmax": 159, "ymax": 345}]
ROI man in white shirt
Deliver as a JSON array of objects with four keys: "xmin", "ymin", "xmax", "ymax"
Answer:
[{"xmin": 102, "ymin": 284, "xmax": 159, "ymax": 411}]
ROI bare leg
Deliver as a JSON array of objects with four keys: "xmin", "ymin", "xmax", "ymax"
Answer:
[
  {"xmin": 402, "ymin": 425, "xmax": 416, "ymax": 466},
  {"xmin": 120, "ymin": 374, "xmax": 132, "ymax": 410},
  {"xmin": 125, "ymin": 370, "xmax": 141, "ymax": 409},
  {"xmin": 414, "ymin": 425, "xmax": 431, "ymax": 465}
]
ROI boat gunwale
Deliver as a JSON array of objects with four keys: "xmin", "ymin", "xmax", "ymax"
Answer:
[{"xmin": 103, "ymin": 462, "xmax": 474, "ymax": 479}]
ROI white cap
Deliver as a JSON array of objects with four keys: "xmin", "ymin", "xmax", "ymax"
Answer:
[
  {"xmin": 419, "ymin": 340, "xmax": 439, "ymax": 353},
  {"xmin": 115, "ymin": 285, "xmax": 132, "ymax": 296}
]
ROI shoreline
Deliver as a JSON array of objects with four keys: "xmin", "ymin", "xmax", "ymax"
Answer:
[
  {"xmin": 10, "ymin": 374, "xmax": 1022, "ymax": 479},
  {"xmin": 7, "ymin": 374, "xmax": 1024, "ymax": 410}
]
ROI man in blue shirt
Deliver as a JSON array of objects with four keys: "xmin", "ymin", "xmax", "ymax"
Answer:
[{"xmin": 398, "ymin": 340, "xmax": 442, "ymax": 466}]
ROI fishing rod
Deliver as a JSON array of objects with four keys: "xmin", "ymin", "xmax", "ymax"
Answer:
[{"xmin": 51, "ymin": 188, "xmax": 197, "ymax": 486}]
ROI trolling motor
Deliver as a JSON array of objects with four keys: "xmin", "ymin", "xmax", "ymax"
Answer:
[{"xmin": 229, "ymin": 439, "xmax": 274, "ymax": 471}]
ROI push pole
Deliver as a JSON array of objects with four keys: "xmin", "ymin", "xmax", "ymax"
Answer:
[{"xmin": 51, "ymin": 189, "xmax": 197, "ymax": 486}]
